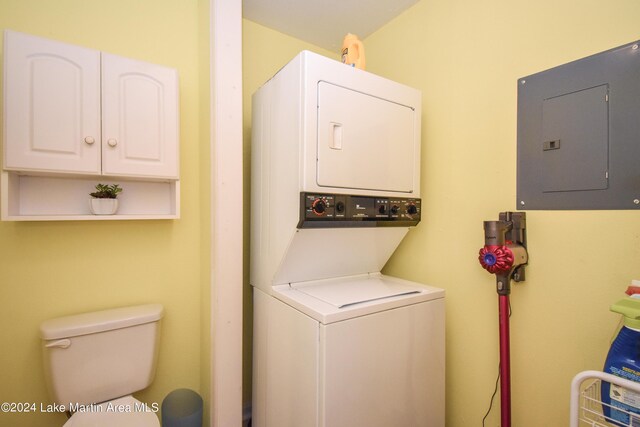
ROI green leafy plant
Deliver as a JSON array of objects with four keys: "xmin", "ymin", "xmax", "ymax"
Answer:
[{"xmin": 90, "ymin": 183, "xmax": 123, "ymax": 199}]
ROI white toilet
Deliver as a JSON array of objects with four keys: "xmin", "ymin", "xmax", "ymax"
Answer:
[{"xmin": 40, "ymin": 304, "xmax": 164, "ymax": 426}]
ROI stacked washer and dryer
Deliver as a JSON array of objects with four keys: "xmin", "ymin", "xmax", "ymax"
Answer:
[{"xmin": 250, "ymin": 51, "xmax": 444, "ymax": 427}]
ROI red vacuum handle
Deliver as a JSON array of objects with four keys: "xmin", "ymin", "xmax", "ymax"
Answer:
[{"xmin": 499, "ymin": 294, "xmax": 511, "ymax": 427}]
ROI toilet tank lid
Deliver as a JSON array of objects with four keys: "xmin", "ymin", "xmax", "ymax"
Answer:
[{"xmin": 40, "ymin": 304, "xmax": 164, "ymax": 340}]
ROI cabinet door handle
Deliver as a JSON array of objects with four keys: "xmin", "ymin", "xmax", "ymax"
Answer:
[
  {"xmin": 84, "ymin": 136, "xmax": 95, "ymax": 145},
  {"xmin": 107, "ymin": 138, "xmax": 118, "ymax": 147}
]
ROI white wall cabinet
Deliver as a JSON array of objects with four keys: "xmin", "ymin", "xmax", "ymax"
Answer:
[{"xmin": 2, "ymin": 30, "xmax": 180, "ymax": 220}]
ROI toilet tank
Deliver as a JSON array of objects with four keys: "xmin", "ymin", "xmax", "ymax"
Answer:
[{"xmin": 40, "ymin": 304, "xmax": 163, "ymax": 406}]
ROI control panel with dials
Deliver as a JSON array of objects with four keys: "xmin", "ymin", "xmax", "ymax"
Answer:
[{"xmin": 298, "ymin": 192, "xmax": 421, "ymax": 228}]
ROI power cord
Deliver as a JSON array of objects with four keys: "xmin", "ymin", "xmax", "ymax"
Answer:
[{"xmin": 482, "ymin": 365, "xmax": 501, "ymax": 427}]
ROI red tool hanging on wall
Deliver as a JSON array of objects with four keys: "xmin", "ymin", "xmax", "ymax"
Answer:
[{"xmin": 478, "ymin": 212, "xmax": 528, "ymax": 427}]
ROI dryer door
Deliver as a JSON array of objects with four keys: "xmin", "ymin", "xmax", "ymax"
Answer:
[{"xmin": 316, "ymin": 82, "xmax": 416, "ymax": 193}]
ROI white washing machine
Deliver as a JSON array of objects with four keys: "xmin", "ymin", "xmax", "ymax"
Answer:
[{"xmin": 250, "ymin": 51, "xmax": 445, "ymax": 427}]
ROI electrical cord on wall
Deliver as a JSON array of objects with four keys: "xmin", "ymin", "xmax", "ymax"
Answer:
[
  {"xmin": 482, "ymin": 299, "xmax": 512, "ymax": 427},
  {"xmin": 482, "ymin": 365, "xmax": 501, "ymax": 426}
]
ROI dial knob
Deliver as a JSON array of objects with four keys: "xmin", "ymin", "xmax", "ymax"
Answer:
[
  {"xmin": 378, "ymin": 204, "xmax": 387, "ymax": 214},
  {"xmin": 336, "ymin": 201, "xmax": 345, "ymax": 214},
  {"xmin": 407, "ymin": 204, "xmax": 418, "ymax": 215},
  {"xmin": 390, "ymin": 205, "xmax": 399, "ymax": 215},
  {"xmin": 312, "ymin": 198, "xmax": 327, "ymax": 216}
]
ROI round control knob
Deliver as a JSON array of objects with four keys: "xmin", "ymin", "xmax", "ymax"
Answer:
[
  {"xmin": 311, "ymin": 198, "xmax": 327, "ymax": 216},
  {"xmin": 407, "ymin": 204, "xmax": 418, "ymax": 215},
  {"xmin": 336, "ymin": 201, "xmax": 345, "ymax": 214},
  {"xmin": 390, "ymin": 205, "xmax": 399, "ymax": 215},
  {"xmin": 378, "ymin": 204, "xmax": 387, "ymax": 214}
]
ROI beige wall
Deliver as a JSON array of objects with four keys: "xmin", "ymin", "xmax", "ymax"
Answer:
[
  {"xmin": 0, "ymin": 1, "xmax": 207, "ymax": 426},
  {"xmin": 365, "ymin": 0, "xmax": 640, "ymax": 425}
]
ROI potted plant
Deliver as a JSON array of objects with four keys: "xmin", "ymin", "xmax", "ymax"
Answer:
[{"xmin": 89, "ymin": 183, "xmax": 123, "ymax": 215}]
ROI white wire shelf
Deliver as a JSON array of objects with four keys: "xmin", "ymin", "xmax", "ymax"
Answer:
[{"xmin": 571, "ymin": 370, "xmax": 640, "ymax": 427}]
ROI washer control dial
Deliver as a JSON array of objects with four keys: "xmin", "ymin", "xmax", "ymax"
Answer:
[{"xmin": 312, "ymin": 198, "xmax": 327, "ymax": 216}]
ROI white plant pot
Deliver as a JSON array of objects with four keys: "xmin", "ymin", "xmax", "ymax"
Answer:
[{"xmin": 90, "ymin": 198, "xmax": 119, "ymax": 215}]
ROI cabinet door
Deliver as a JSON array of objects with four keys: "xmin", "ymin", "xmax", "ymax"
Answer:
[
  {"xmin": 101, "ymin": 53, "xmax": 179, "ymax": 179},
  {"xmin": 3, "ymin": 30, "xmax": 101, "ymax": 174}
]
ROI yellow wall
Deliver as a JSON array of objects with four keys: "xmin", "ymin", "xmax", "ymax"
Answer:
[
  {"xmin": 365, "ymin": 0, "xmax": 640, "ymax": 425},
  {"xmin": 241, "ymin": 19, "xmax": 336, "ymax": 405},
  {"xmin": 5, "ymin": 1, "xmax": 639, "ymax": 425},
  {"xmin": 0, "ymin": 1, "xmax": 207, "ymax": 426},
  {"xmin": 198, "ymin": 0, "xmax": 212, "ymax": 424}
]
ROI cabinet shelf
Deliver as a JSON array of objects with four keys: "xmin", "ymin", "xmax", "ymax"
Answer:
[{"xmin": 1, "ymin": 172, "xmax": 180, "ymax": 221}]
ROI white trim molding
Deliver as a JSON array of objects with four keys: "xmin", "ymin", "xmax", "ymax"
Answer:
[{"xmin": 210, "ymin": 0, "xmax": 243, "ymax": 425}]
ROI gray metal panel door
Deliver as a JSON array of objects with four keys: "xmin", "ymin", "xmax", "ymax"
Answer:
[{"xmin": 541, "ymin": 85, "xmax": 608, "ymax": 193}]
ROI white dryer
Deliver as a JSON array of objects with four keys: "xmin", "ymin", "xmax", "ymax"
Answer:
[{"xmin": 250, "ymin": 51, "xmax": 444, "ymax": 427}]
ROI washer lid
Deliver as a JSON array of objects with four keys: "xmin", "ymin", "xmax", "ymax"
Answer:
[
  {"xmin": 64, "ymin": 396, "xmax": 159, "ymax": 427},
  {"xmin": 274, "ymin": 273, "xmax": 444, "ymax": 324},
  {"xmin": 294, "ymin": 276, "xmax": 420, "ymax": 308}
]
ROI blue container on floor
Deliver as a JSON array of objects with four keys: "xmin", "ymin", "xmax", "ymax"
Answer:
[{"xmin": 162, "ymin": 388, "xmax": 203, "ymax": 427}]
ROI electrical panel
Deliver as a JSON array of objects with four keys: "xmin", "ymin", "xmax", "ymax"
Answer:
[{"xmin": 517, "ymin": 40, "xmax": 640, "ymax": 210}]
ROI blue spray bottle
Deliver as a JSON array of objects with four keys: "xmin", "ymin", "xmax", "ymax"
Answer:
[{"xmin": 602, "ymin": 297, "xmax": 640, "ymax": 426}]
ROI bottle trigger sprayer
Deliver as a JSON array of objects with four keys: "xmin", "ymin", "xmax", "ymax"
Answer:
[{"xmin": 602, "ymin": 293, "xmax": 640, "ymax": 426}]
